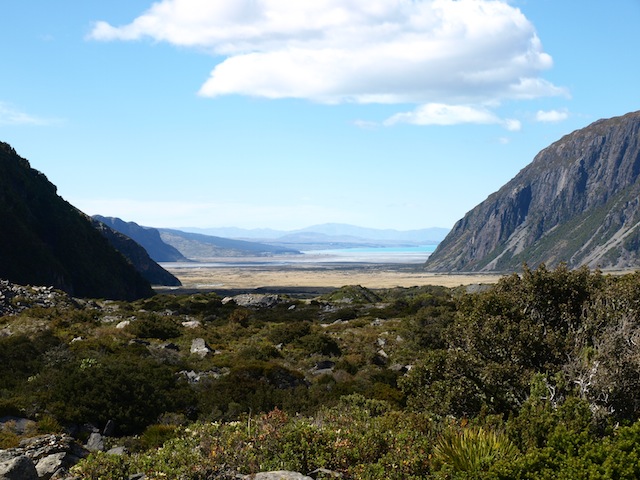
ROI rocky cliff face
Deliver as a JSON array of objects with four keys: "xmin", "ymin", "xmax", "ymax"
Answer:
[
  {"xmin": 0, "ymin": 142, "xmax": 154, "ymax": 300},
  {"xmin": 93, "ymin": 215, "xmax": 186, "ymax": 262},
  {"xmin": 426, "ymin": 111, "xmax": 640, "ymax": 272},
  {"xmin": 91, "ymin": 218, "xmax": 182, "ymax": 287}
]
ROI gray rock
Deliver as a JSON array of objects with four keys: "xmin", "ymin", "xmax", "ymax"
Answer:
[
  {"xmin": 181, "ymin": 320, "xmax": 201, "ymax": 329},
  {"xmin": 242, "ymin": 472, "xmax": 313, "ymax": 480},
  {"xmin": 35, "ymin": 452, "xmax": 68, "ymax": 479},
  {"xmin": 1, "ymin": 434, "xmax": 90, "ymax": 478},
  {"xmin": 190, "ymin": 338, "xmax": 211, "ymax": 358},
  {"xmin": 85, "ymin": 432, "xmax": 104, "ymax": 452},
  {"xmin": 222, "ymin": 294, "xmax": 280, "ymax": 308},
  {"xmin": 0, "ymin": 455, "xmax": 38, "ymax": 480},
  {"xmin": 106, "ymin": 446, "xmax": 126, "ymax": 455}
]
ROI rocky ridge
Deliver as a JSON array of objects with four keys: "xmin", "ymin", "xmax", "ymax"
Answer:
[
  {"xmin": 426, "ymin": 111, "xmax": 640, "ymax": 272},
  {"xmin": 92, "ymin": 216, "xmax": 186, "ymax": 262},
  {"xmin": 0, "ymin": 142, "xmax": 153, "ymax": 300}
]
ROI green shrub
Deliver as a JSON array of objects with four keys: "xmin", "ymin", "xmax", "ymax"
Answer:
[
  {"xmin": 268, "ymin": 321, "xmax": 311, "ymax": 345},
  {"xmin": 125, "ymin": 313, "xmax": 181, "ymax": 340},
  {"xmin": 296, "ymin": 333, "xmax": 341, "ymax": 356},
  {"xmin": 137, "ymin": 424, "xmax": 180, "ymax": 450}
]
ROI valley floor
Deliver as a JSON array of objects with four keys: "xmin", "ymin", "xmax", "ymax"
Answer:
[{"xmin": 160, "ymin": 260, "xmax": 504, "ymax": 291}]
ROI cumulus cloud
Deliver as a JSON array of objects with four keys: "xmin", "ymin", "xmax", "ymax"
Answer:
[
  {"xmin": 0, "ymin": 102, "xmax": 57, "ymax": 126},
  {"xmin": 90, "ymin": 0, "xmax": 566, "ymax": 124},
  {"xmin": 383, "ymin": 103, "xmax": 521, "ymax": 130},
  {"xmin": 535, "ymin": 108, "xmax": 569, "ymax": 122}
]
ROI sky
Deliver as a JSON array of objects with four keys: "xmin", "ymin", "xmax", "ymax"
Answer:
[{"xmin": 1, "ymin": 1, "xmax": 639, "ymax": 231}]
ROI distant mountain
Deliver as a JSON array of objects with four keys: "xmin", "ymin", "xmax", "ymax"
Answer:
[
  {"xmin": 91, "ymin": 218, "xmax": 182, "ymax": 287},
  {"xmin": 0, "ymin": 142, "xmax": 153, "ymax": 300},
  {"xmin": 183, "ymin": 226, "xmax": 285, "ymax": 239},
  {"xmin": 158, "ymin": 229, "xmax": 301, "ymax": 260},
  {"xmin": 182, "ymin": 223, "xmax": 449, "ymax": 247},
  {"xmin": 295, "ymin": 223, "xmax": 449, "ymax": 243},
  {"xmin": 94, "ymin": 215, "xmax": 186, "ymax": 262},
  {"xmin": 426, "ymin": 111, "xmax": 640, "ymax": 272}
]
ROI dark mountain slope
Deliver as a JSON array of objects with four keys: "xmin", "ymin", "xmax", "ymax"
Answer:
[
  {"xmin": 93, "ymin": 215, "xmax": 186, "ymax": 262},
  {"xmin": 426, "ymin": 111, "xmax": 640, "ymax": 272},
  {"xmin": 91, "ymin": 218, "xmax": 182, "ymax": 286},
  {"xmin": 0, "ymin": 142, "xmax": 153, "ymax": 299}
]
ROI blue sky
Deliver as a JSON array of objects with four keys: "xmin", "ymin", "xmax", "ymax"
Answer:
[{"xmin": 1, "ymin": 1, "xmax": 639, "ymax": 231}]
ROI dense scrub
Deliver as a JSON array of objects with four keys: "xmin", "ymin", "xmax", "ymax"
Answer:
[{"xmin": 4, "ymin": 265, "xmax": 640, "ymax": 478}]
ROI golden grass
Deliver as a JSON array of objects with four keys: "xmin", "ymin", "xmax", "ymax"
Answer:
[{"xmin": 162, "ymin": 263, "xmax": 504, "ymax": 290}]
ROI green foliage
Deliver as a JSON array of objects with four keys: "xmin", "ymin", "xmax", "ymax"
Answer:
[
  {"xmin": 432, "ymin": 425, "xmax": 519, "ymax": 476},
  {"xmin": 137, "ymin": 424, "xmax": 180, "ymax": 450},
  {"xmin": 0, "ymin": 331, "xmax": 60, "ymax": 389},
  {"xmin": 25, "ymin": 351, "xmax": 195, "ymax": 434},
  {"xmin": 295, "ymin": 332, "xmax": 341, "ymax": 356},
  {"xmin": 125, "ymin": 312, "xmax": 182, "ymax": 339},
  {"xmin": 268, "ymin": 321, "xmax": 311, "ymax": 345},
  {"xmin": 11, "ymin": 264, "xmax": 640, "ymax": 478},
  {"xmin": 319, "ymin": 285, "xmax": 382, "ymax": 304}
]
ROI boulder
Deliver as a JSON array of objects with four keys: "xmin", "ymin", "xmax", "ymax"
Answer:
[
  {"xmin": 190, "ymin": 338, "xmax": 211, "ymax": 358},
  {"xmin": 0, "ymin": 434, "xmax": 89, "ymax": 480},
  {"xmin": 241, "ymin": 472, "xmax": 313, "ymax": 480},
  {"xmin": 85, "ymin": 432, "xmax": 104, "ymax": 452},
  {"xmin": 35, "ymin": 452, "xmax": 68, "ymax": 479},
  {"xmin": 0, "ymin": 455, "xmax": 39, "ymax": 480},
  {"xmin": 222, "ymin": 294, "xmax": 280, "ymax": 308}
]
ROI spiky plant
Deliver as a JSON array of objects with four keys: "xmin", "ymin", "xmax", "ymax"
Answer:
[{"xmin": 432, "ymin": 425, "xmax": 519, "ymax": 475}]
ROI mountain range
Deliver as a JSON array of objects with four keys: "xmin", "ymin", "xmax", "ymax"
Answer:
[
  {"xmin": 426, "ymin": 110, "xmax": 640, "ymax": 272},
  {"xmin": 181, "ymin": 224, "xmax": 449, "ymax": 250}
]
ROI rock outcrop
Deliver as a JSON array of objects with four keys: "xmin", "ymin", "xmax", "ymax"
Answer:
[
  {"xmin": 0, "ymin": 281, "xmax": 73, "ymax": 317},
  {"xmin": 0, "ymin": 434, "xmax": 89, "ymax": 480},
  {"xmin": 426, "ymin": 111, "xmax": 640, "ymax": 272},
  {"xmin": 0, "ymin": 142, "xmax": 153, "ymax": 300}
]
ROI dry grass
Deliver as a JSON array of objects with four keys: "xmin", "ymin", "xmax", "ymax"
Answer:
[{"xmin": 162, "ymin": 262, "xmax": 504, "ymax": 290}]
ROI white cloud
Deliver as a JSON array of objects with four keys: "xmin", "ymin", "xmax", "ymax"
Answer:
[
  {"xmin": 90, "ymin": 0, "xmax": 564, "ymax": 106},
  {"xmin": 383, "ymin": 103, "xmax": 521, "ymax": 130},
  {"xmin": 0, "ymin": 102, "xmax": 57, "ymax": 126},
  {"xmin": 535, "ymin": 108, "xmax": 569, "ymax": 123}
]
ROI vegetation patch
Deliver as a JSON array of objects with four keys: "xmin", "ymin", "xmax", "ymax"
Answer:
[{"xmin": 3, "ymin": 266, "xmax": 640, "ymax": 477}]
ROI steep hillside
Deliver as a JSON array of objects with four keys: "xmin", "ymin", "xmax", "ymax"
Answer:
[
  {"xmin": 91, "ymin": 218, "xmax": 182, "ymax": 286},
  {"xmin": 426, "ymin": 111, "xmax": 640, "ymax": 272},
  {"xmin": 0, "ymin": 142, "xmax": 153, "ymax": 299},
  {"xmin": 93, "ymin": 215, "xmax": 186, "ymax": 262}
]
